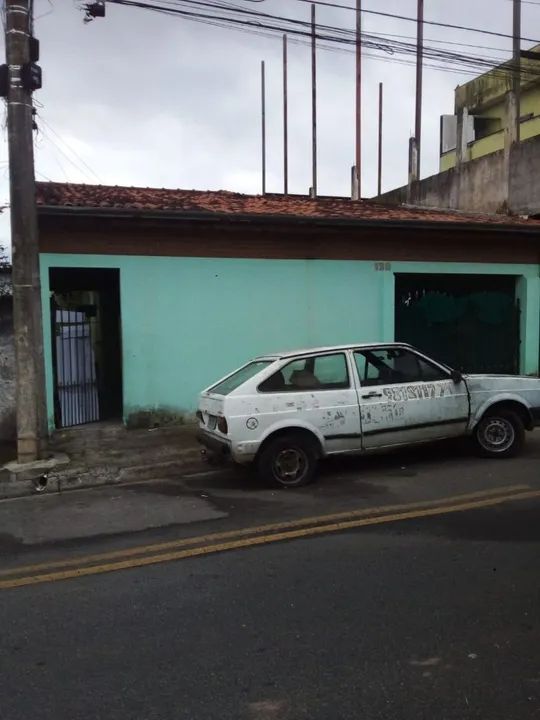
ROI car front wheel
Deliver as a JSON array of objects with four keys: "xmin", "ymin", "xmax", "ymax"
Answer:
[
  {"xmin": 475, "ymin": 410, "xmax": 525, "ymax": 458},
  {"xmin": 257, "ymin": 434, "xmax": 318, "ymax": 488}
]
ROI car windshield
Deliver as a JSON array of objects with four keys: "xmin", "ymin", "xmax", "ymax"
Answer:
[{"xmin": 208, "ymin": 361, "xmax": 273, "ymax": 395}]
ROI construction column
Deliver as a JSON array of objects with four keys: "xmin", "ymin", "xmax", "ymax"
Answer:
[
  {"xmin": 504, "ymin": 0, "xmax": 521, "ymax": 204},
  {"xmin": 5, "ymin": 0, "xmax": 47, "ymax": 462}
]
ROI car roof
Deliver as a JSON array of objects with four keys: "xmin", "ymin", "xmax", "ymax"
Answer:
[{"xmin": 255, "ymin": 342, "xmax": 414, "ymax": 360}]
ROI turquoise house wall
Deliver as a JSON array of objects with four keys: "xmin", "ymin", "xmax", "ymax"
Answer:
[
  {"xmin": 40, "ymin": 254, "xmax": 540, "ymax": 431},
  {"xmin": 40, "ymin": 255, "xmax": 388, "ymax": 429}
]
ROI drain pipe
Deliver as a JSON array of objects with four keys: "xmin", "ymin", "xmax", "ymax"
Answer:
[{"xmin": 33, "ymin": 474, "xmax": 48, "ymax": 493}]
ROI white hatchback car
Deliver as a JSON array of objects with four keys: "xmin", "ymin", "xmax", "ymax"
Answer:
[{"xmin": 197, "ymin": 343, "xmax": 540, "ymax": 488}]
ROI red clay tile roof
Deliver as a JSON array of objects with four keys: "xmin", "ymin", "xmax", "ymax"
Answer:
[{"xmin": 35, "ymin": 181, "xmax": 540, "ymax": 227}]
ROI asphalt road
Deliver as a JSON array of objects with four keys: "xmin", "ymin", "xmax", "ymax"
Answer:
[
  {"xmin": 2, "ymin": 432, "xmax": 540, "ymax": 562},
  {"xmin": 2, "ymin": 496, "xmax": 540, "ymax": 720}
]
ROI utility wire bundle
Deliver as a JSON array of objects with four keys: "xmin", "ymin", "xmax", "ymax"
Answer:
[{"xmin": 100, "ymin": 0, "xmax": 540, "ymax": 79}]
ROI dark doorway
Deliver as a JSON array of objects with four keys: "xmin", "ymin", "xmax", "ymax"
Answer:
[
  {"xmin": 49, "ymin": 268, "xmax": 122, "ymax": 428},
  {"xmin": 395, "ymin": 274, "xmax": 520, "ymax": 374}
]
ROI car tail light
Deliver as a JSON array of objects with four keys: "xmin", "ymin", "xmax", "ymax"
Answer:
[
  {"xmin": 217, "ymin": 416, "xmax": 228, "ymax": 435},
  {"xmin": 196, "ymin": 410, "xmax": 204, "ymax": 424}
]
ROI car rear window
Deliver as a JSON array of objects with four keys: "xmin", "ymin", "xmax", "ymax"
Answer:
[
  {"xmin": 258, "ymin": 353, "xmax": 349, "ymax": 392},
  {"xmin": 208, "ymin": 361, "xmax": 273, "ymax": 396}
]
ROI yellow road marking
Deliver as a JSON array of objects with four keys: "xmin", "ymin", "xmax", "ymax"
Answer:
[
  {"xmin": 0, "ymin": 484, "xmax": 528, "ymax": 579},
  {"xmin": 2, "ymin": 487, "xmax": 539, "ymax": 590}
]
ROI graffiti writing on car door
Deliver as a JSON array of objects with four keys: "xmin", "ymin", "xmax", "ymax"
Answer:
[
  {"xmin": 362, "ymin": 403, "xmax": 406, "ymax": 426},
  {"xmin": 361, "ymin": 383, "xmax": 451, "ymax": 427},
  {"xmin": 382, "ymin": 383, "xmax": 448, "ymax": 402}
]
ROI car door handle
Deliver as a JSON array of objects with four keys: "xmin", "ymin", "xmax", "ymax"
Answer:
[{"xmin": 361, "ymin": 391, "xmax": 383, "ymax": 399}]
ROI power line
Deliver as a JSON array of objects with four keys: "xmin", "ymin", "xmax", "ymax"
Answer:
[
  {"xmin": 108, "ymin": 0, "xmax": 533, "ymax": 67},
  {"xmin": 109, "ymin": 0, "xmax": 540, "ymax": 45},
  {"xmin": 288, "ymin": 0, "xmax": 540, "ymax": 43},
  {"xmin": 366, "ymin": 31, "xmax": 510, "ymax": 56},
  {"xmin": 35, "ymin": 169, "xmax": 55, "ymax": 182},
  {"xmin": 35, "ymin": 130, "xmax": 70, "ymax": 181},
  {"xmin": 504, "ymin": 0, "xmax": 540, "ymax": 5},
  {"xmin": 139, "ymin": 5, "xmax": 492, "ymax": 78},
  {"xmin": 36, "ymin": 115, "xmax": 102, "ymax": 182},
  {"xmin": 36, "ymin": 123, "xmax": 99, "ymax": 182},
  {"xmin": 106, "ymin": 0, "xmax": 540, "ymax": 81}
]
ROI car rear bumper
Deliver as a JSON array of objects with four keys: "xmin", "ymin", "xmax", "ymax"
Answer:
[
  {"xmin": 197, "ymin": 429, "xmax": 259, "ymax": 465},
  {"xmin": 197, "ymin": 429, "xmax": 231, "ymax": 457}
]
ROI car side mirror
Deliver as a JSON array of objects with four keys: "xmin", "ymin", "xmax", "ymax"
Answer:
[{"xmin": 451, "ymin": 370, "xmax": 463, "ymax": 384}]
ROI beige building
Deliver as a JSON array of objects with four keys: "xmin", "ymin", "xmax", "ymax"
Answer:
[
  {"xmin": 377, "ymin": 46, "xmax": 540, "ymax": 216},
  {"xmin": 440, "ymin": 45, "xmax": 540, "ymax": 172}
]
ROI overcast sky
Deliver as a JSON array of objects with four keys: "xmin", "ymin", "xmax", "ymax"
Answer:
[{"xmin": 0, "ymin": 0, "xmax": 535, "ymax": 253}]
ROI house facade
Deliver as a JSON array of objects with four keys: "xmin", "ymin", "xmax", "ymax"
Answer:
[
  {"xmin": 440, "ymin": 45, "xmax": 540, "ymax": 172},
  {"xmin": 36, "ymin": 183, "xmax": 540, "ymax": 433}
]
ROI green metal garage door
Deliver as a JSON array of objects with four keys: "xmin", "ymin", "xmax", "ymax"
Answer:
[{"xmin": 395, "ymin": 274, "xmax": 520, "ymax": 374}]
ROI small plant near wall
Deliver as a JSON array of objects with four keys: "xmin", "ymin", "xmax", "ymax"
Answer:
[{"xmin": 126, "ymin": 408, "xmax": 191, "ymax": 430}]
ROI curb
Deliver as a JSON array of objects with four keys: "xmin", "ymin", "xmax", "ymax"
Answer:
[
  {"xmin": 0, "ymin": 453, "xmax": 71, "ymax": 499},
  {"xmin": 0, "ymin": 447, "xmax": 207, "ymax": 500}
]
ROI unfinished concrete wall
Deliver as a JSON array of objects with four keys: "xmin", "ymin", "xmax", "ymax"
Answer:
[
  {"xmin": 456, "ymin": 149, "xmax": 505, "ymax": 214},
  {"xmin": 376, "ymin": 185, "xmax": 407, "ymax": 206},
  {"xmin": 377, "ymin": 150, "xmax": 506, "ymax": 213},
  {"xmin": 410, "ymin": 166, "xmax": 460, "ymax": 210},
  {"xmin": 0, "ymin": 298, "xmax": 15, "ymax": 441},
  {"xmin": 509, "ymin": 134, "xmax": 540, "ymax": 215}
]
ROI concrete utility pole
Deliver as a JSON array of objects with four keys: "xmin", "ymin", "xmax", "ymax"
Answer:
[
  {"xmin": 456, "ymin": 107, "xmax": 469, "ymax": 167},
  {"xmin": 310, "ymin": 4, "xmax": 317, "ymax": 198},
  {"xmin": 505, "ymin": 0, "xmax": 521, "ymax": 152},
  {"xmin": 407, "ymin": 136, "xmax": 418, "ymax": 204},
  {"xmin": 353, "ymin": 0, "xmax": 362, "ymax": 200},
  {"xmin": 261, "ymin": 60, "xmax": 266, "ymax": 195},
  {"xmin": 377, "ymin": 82, "xmax": 383, "ymax": 196},
  {"xmin": 414, "ymin": 0, "xmax": 424, "ymax": 182},
  {"xmin": 503, "ymin": 0, "xmax": 521, "ymax": 205},
  {"xmin": 283, "ymin": 34, "xmax": 289, "ymax": 196},
  {"xmin": 512, "ymin": 0, "xmax": 521, "ymax": 144},
  {"xmin": 5, "ymin": 0, "xmax": 47, "ymax": 463}
]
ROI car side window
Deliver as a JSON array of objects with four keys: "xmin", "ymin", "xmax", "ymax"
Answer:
[
  {"xmin": 259, "ymin": 353, "xmax": 349, "ymax": 392},
  {"xmin": 417, "ymin": 356, "xmax": 450, "ymax": 381},
  {"xmin": 355, "ymin": 348, "xmax": 448, "ymax": 386}
]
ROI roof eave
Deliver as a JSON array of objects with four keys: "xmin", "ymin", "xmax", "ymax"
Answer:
[{"xmin": 35, "ymin": 204, "xmax": 540, "ymax": 234}]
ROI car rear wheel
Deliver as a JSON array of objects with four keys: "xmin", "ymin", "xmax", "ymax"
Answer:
[
  {"xmin": 475, "ymin": 410, "xmax": 525, "ymax": 458},
  {"xmin": 257, "ymin": 434, "xmax": 318, "ymax": 488}
]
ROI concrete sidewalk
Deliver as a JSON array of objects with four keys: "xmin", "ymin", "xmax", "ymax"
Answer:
[
  {"xmin": 0, "ymin": 470, "xmax": 229, "ymax": 549},
  {"xmin": 1, "ymin": 431, "xmax": 539, "ymax": 557},
  {"xmin": 0, "ymin": 422, "xmax": 206, "ymax": 500}
]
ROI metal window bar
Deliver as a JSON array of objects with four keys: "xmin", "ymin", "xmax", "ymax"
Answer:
[{"xmin": 55, "ymin": 308, "xmax": 100, "ymax": 428}]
